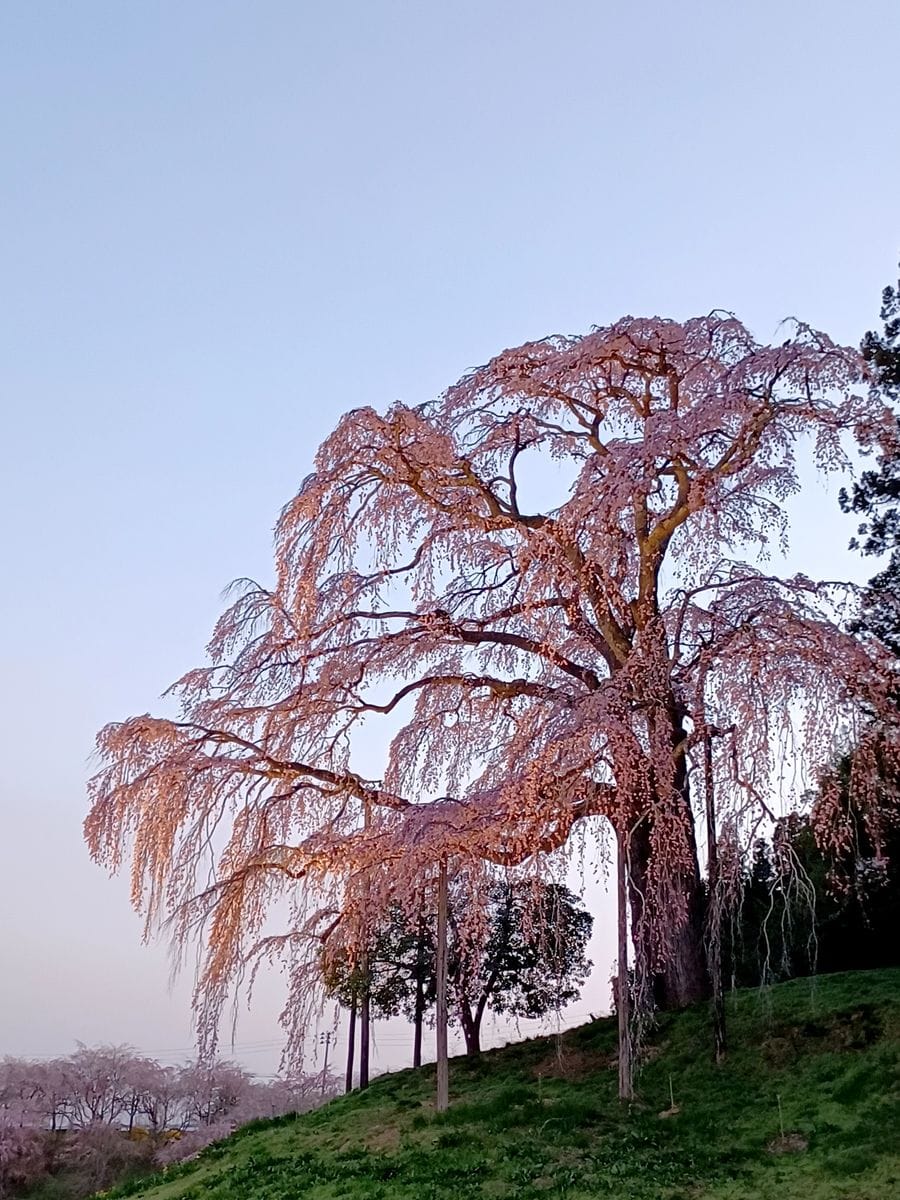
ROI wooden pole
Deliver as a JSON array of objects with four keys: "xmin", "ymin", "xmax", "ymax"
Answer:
[
  {"xmin": 359, "ymin": 801, "xmax": 371, "ymax": 1090},
  {"xmin": 704, "ymin": 728, "xmax": 727, "ymax": 1063},
  {"xmin": 435, "ymin": 858, "xmax": 449, "ymax": 1112},
  {"xmin": 345, "ymin": 995, "xmax": 357, "ymax": 1093},
  {"xmin": 617, "ymin": 828, "xmax": 634, "ymax": 1101},
  {"xmin": 359, "ymin": 954, "xmax": 370, "ymax": 1089},
  {"xmin": 413, "ymin": 961, "xmax": 424, "ymax": 1069}
]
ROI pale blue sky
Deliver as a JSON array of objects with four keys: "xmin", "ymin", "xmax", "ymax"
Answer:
[{"xmin": 1, "ymin": 1, "xmax": 898, "ymax": 1076}]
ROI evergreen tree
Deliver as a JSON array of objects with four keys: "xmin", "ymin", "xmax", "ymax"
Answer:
[{"xmin": 840, "ymin": 262, "xmax": 900, "ymax": 652}]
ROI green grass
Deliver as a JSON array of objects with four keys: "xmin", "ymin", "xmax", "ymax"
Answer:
[{"xmin": 104, "ymin": 969, "xmax": 900, "ymax": 1199}]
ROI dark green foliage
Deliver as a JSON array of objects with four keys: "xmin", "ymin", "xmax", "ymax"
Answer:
[
  {"xmin": 839, "ymin": 261, "xmax": 900, "ymax": 652},
  {"xmin": 729, "ymin": 812, "xmax": 900, "ymax": 988},
  {"xmin": 453, "ymin": 882, "xmax": 593, "ymax": 1036},
  {"xmin": 322, "ymin": 911, "xmax": 425, "ymax": 1022},
  {"xmin": 324, "ymin": 881, "xmax": 592, "ymax": 1055},
  {"xmin": 99, "ymin": 969, "xmax": 900, "ymax": 1200}
]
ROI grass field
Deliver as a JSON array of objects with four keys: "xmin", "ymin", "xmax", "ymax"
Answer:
[{"xmin": 104, "ymin": 969, "xmax": 900, "ymax": 1200}]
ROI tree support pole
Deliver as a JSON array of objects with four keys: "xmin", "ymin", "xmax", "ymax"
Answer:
[
  {"xmin": 359, "ymin": 801, "xmax": 372, "ymax": 1089},
  {"xmin": 704, "ymin": 728, "xmax": 727, "ymax": 1063},
  {"xmin": 345, "ymin": 995, "xmax": 357, "ymax": 1093},
  {"xmin": 359, "ymin": 952, "xmax": 370, "ymax": 1089},
  {"xmin": 436, "ymin": 857, "xmax": 449, "ymax": 1112},
  {"xmin": 617, "ymin": 828, "xmax": 634, "ymax": 1101}
]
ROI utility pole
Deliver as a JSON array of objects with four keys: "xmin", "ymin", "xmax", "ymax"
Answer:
[{"xmin": 319, "ymin": 1030, "xmax": 333, "ymax": 1098}]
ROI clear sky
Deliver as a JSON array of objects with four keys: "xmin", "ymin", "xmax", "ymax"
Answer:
[{"xmin": 1, "ymin": 1, "xmax": 898, "ymax": 1080}]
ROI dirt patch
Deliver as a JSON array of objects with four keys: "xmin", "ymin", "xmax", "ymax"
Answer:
[
  {"xmin": 761, "ymin": 1005, "xmax": 882, "ymax": 1064},
  {"xmin": 364, "ymin": 1124, "xmax": 401, "ymax": 1152},
  {"xmin": 531, "ymin": 1047, "xmax": 614, "ymax": 1081},
  {"xmin": 767, "ymin": 1132, "xmax": 809, "ymax": 1155}
]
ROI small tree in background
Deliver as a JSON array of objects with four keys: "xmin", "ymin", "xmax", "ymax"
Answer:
[
  {"xmin": 450, "ymin": 878, "xmax": 592, "ymax": 1056},
  {"xmin": 323, "ymin": 903, "xmax": 433, "ymax": 1080},
  {"xmin": 325, "ymin": 877, "xmax": 591, "ymax": 1058}
]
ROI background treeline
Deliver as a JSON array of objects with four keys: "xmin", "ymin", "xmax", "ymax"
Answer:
[
  {"xmin": 0, "ymin": 1046, "xmax": 335, "ymax": 1198},
  {"xmin": 324, "ymin": 878, "xmax": 593, "ymax": 1077},
  {"xmin": 729, "ymin": 266, "xmax": 900, "ymax": 987},
  {"xmin": 729, "ymin": 807, "xmax": 900, "ymax": 988}
]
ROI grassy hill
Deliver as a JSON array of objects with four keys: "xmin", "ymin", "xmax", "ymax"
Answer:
[{"xmin": 107, "ymin": 969, "xmax": 900, "ymax": 1200}]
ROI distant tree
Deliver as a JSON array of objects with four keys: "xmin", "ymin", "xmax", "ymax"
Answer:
[
  {"xmin": 323, "ymin": 903, "xmax": 432, "ymax": 1079},
  {"xmin": 449, "ymin": 878, "xmax": 592, "ymax": 1056},
  {"xmin": 137, "ymin": 1062, "xmax": 187, "ymax": 1135},
  {"xmin": 177, "ymin": 1060, "xmax": 255, "ymax": 1129},
  {"xmin": 62, "ymin": 1044, "xmax": 154, "ymax": 1130},
  {"xmin": 325, "ymin": 877, "xmax": 592, "ymax": 1057},
  {"xmin": 0, "ymin": 1046, "xmax": 333, "ymax": 1195},
  {"xmin": 0, "ymin": 1122, "xmax": 46, "ymax": 1200}
]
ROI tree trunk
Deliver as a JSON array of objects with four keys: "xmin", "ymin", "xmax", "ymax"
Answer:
[
  {"xmin": 345, "ymin": 994, "xmax": 357, "ymax": 1093},
  {"xmin": 459, "ymin": 1002, "xmax": 482, "ymax": 1057},
  {"xmin": 412, "ymin": 984, "xmax": 424, "ymax": 1069},
  {"xmin": 359, "ymin": 955, "xmax": 370, "ymax": 1090},
  {"xmin": 435, "ymin": 858, "xmax": 449, "ymax": 1112},
  {"xmin": 629, "ymin": 813, "xmax": 708, "ymax": 1009},
  {"xmin": 616, "ymin": 826, "xmax": 634, "ymax": 1101},
  {"xmin": 627, "ymin": 702, "xmax": 709, "ymax": 1010}
]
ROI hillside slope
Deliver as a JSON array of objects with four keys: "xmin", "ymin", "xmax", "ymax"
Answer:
[{"xmin": 108, "ymin": 970, "xmax": 900, "ymax": 1200}]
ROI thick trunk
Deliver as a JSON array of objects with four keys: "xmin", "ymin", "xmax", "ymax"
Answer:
[
  {"xmin": 345, "ymin": 995, "xmax": 357, "ymax": 1093},
  {"xmin": 629, "ymin": 814, "xmax": 708, "ymax": 1009},
  {"xmin": 627, "ymin": 704, "xmax": 708, "ymax": 1010}
]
